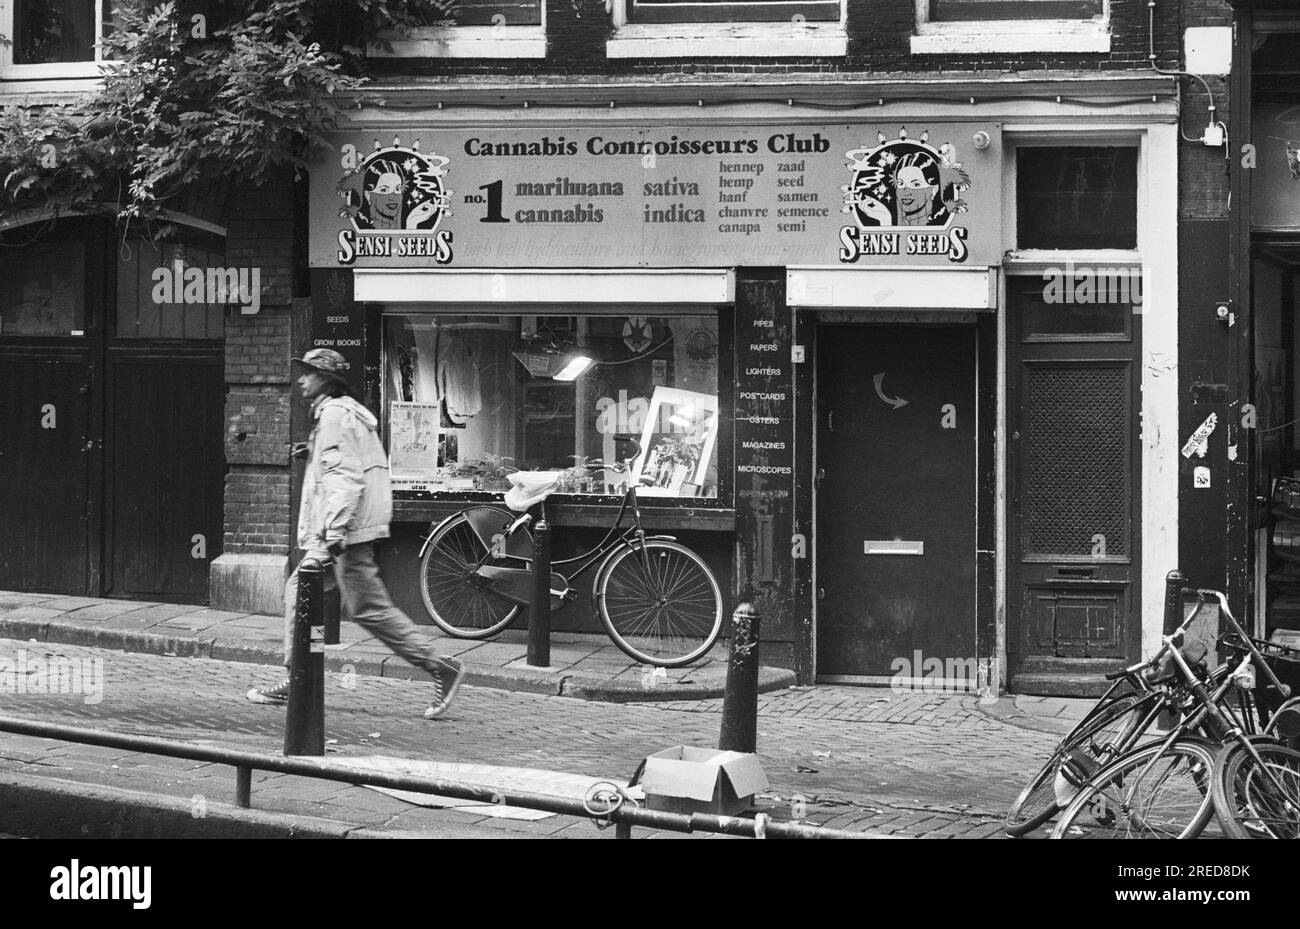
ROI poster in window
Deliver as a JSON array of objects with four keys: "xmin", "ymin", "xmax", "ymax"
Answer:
[
  {"xmin": 631, "ymin": 387, "xmax": 718, "ymax": 498},
  {"xmin": 389, "ymin": 402, "xmax": 443, "ymax": 476}
]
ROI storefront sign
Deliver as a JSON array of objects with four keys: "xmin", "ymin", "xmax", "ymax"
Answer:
[{"xmin": 309, "ymin": 125, "xmax": 1002, "ymax": 269}]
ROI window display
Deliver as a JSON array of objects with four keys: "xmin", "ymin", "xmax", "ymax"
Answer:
[{"xmin": 383, "ymin": 311, "xmax": 721, "ymax": 498}]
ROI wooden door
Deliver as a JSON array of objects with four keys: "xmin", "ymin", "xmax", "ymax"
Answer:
[
  {"xmin": 815, "ymin": 325, "xmax": 979, "ymax": 680},
  {"xmin": 1007, "ymin": 277, "xmax": 1141, "ymax": 685},
  {"xmin": 0, "ymin": 353, "xmax": 95, "ymax": 592},
  {"xmin": 103, "ymin": 350, "xmax": 225, "ymax": 602}
]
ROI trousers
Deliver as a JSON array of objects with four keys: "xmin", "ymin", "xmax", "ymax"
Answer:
[{"xmin": 282, "ymin": 541, "xmax": 445, "ymax": 676}]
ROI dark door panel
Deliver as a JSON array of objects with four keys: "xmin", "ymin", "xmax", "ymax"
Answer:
[
  {"xmin": 0, "ymin": 355, "xmax": 93, "ymax": 592},
  {"xmin": 1007, "ymin": 278, "xmax": 1141, "ymax": 682},
  {"xmin": 104, "ymin": 351, "xmax": 224, "ymax": 602},
  {"xmin": 815, "ymin": 325, "xmax": 978, "ymax": 679}
]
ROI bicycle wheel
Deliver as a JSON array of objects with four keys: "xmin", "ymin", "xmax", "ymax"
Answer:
[
  {"xmin": 419, "ymin": 510, "xmax": 522, "ymax": 638},
  {"xmin": 1005, "ymin": 692, "xmax": 1156, "ymax": 837},
  {"xmin": 595, "ymin": 540, "xmax": 723, "ymax": 667},
  {"xmin": 1050, "ymin": 740, "xmax": 1218, "ymax": 839},
  {"xmin": 1211, "ymin": 741, "xmax": 1300, "ymax": 839}
]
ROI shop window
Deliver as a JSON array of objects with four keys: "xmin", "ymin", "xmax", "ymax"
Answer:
[
  {"xmin": 115, "ymin": 240, "xmax": 227, "ymax": 340},
  {"xmin": 383, "ymin": 312, "xmax": 722, "ymax": 499},
  {"xmin": 928, "ymin": 0, "xmax": 1101, "ymax": 22},
  {"xmin": 9, "ymin": 0, "xmax": 115, "ymax": 65},
  {"xmin": 1016, "ymin": 147, "xmax": 1138, "ymax": 251},
  {"xmin": 0, "ymin": 237, "xmax": 87, "ymax": 336}
]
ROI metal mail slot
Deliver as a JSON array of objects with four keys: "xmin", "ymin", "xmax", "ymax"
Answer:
[{"xmin": 863, "ymin": 540, "xmax": 924, "ymax": 556}]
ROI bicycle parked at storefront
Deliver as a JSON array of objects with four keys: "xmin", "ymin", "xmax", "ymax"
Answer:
[
  {"xmin": 415, "ymin": 452, "xmax": 725, "ymax": 668},
  {"xmin": 1007, "ymin": 586, "xmax": 1300, "ymax": 839}
]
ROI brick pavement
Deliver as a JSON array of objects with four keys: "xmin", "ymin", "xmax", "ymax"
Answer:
[
  {"xmin": 0, "ymin": 637, "xmax": 1067, "ymax": 838},
  {"xmin": 0, "ymin": 590, "xmax": 795, "ymax": 702}
]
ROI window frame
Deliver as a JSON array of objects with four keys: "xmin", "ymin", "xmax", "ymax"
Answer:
[
  {"xmin": 606, "ymin": 0, "xmax": 847, "ymax": 59},
  {"xmin": 0, "ymin": 0, "xmax": 115, "ymax": 81},
  {"xmin": 367, "ymin": 1, "xmax": 546, "ymax": 60},
  {"xmin": 910, "ymin": 0, "xmax": 1111, "ymax": 55},
  {"xmin": 1003, "ymin": 134, "xmax": 1145, "ymax": 348}
]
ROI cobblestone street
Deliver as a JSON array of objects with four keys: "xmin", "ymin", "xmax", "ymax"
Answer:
[{"xmin": 0, "ymin": 638, "xmax": 1065, "ymax": 838}]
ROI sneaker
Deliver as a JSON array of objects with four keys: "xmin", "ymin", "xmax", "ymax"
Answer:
[
  {"xmin": 246, "ymin": 678, "xmax": 290, "ymax": 705},
  {"xmin": 424, "ymin": 657, "xmax": 466, "ymax": 719}
]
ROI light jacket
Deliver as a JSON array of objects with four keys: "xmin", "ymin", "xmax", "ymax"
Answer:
[{"xmin": 297, "ymin": 395, "xmax": 393, "ymax": 551}]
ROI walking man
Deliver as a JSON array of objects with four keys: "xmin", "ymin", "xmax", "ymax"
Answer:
[{"xmin": 247, "ymin": 348, "xmax": 466, "ymax": 718}]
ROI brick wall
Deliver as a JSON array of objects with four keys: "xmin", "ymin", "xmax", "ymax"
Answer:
[
  {"xmin": 222, "ymin": 170, "xmax": 296, "ymax": 557},
  {"xmin": 1178, "ymin": 0, "xmax": 1234, "ymax": 221},
  {"xmin": 374, "ymin": 0, "xmax": 1186, "ymax": 78}
]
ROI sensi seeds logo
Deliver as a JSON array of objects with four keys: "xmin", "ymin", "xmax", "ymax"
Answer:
[
  {"xmin": 838, "ymin": 128, "xmax": 972, "ymax": 263},
  {"xmin": 335, "ymin": 137, "xmax": 455, "ymax": 265}
]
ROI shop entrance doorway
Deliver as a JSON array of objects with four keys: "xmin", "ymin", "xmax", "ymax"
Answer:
[
  {"xmin": 814, "ymin": 324, "xmax": 979, "ymax": 683},
  {"xmin": 0, "ymin": 221, "xmax": 226, "ymax": 603}
]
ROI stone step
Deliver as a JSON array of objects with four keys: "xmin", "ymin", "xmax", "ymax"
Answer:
[{"xmin": 1011, "ymin": 672, "xmax": 1112, "ymax": 698}]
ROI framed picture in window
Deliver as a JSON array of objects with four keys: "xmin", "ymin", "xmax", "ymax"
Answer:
[{"xmin": 631, "ymin": 387, "xmax": 718, "ymax": 498}]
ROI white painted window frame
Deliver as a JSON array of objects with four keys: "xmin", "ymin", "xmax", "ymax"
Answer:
[
  {"xmin": 0, "ymin": 0, "xmax": 115, "ymax": 81},
  {"xmin": 368, "ymin": 4, "xmax": 546, "ymax": 60},
  {"xmin": 606, "ymin": 0, "xmax": 847, "ymax": 58},
  {"xmin": 910, "ymin": 0, "xmax": 1111, "ymax": 55}
]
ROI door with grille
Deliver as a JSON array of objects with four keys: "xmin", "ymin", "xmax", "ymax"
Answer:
[{"xmin": 1007, "ymin": 278, "xmax": 1141, "ymax": 688}]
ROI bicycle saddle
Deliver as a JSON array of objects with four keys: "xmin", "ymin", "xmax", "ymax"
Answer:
[
  {"xmin": 504, "ymin": 471, "xmax": 563, "ymax": 513},
  {"xmin": 1143, "ymin": 640, "xmax": 1209, "ymax": 685}
]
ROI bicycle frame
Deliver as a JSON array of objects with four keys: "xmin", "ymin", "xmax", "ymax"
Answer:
[{"xmin": 458, "ymin": 483, "xmax": 677, "ymax": 608}]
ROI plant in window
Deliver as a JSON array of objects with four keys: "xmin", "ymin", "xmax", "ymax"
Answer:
[
  {"xmin": 446, "ymin": 453, "xmax": 517, "ymax": 491},
  {"xmin": 0, "ymin": 0, "xmax": 455, "ymax": 233}
]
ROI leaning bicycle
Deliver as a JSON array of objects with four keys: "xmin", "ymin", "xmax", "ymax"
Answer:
[{"xmin": 416, "ymin": 456, "xmax": 724, "ymax": 667}]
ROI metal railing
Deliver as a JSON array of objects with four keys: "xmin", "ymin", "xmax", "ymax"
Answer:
[{"xmin": 0, "ymin": 714, "xmax": 887, "ymax": 839}]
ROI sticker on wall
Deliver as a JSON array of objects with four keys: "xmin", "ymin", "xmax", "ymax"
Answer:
[
  {"xmin": 334, "ymin": 137, "xmax": 455, "ymax": 266},
  {"xmin": 1181, "ymin": 412, "xmax": 1217, "ymax": 459},
  {"xmin": 1194, "ymin": 466, "xmax": 1211, "ymax": 488},
  {"xmin": 839, "ymin": 127, "xmax": 973, "ymax": 264}
]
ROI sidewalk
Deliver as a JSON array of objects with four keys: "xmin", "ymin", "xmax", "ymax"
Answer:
[{"xmin": 0, "ymin": 591, "xmax": 794, "ymax": 703}]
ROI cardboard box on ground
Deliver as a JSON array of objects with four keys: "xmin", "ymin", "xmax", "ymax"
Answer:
[{"xmin": 629, "ymin": 747, "xmax": 769, "ymax": 817}]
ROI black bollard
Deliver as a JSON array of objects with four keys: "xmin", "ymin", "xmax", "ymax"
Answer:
[
  {"xmin": 527, "ymin": 516, "xmax": 551, "ymax": 667},
  {"xmin": 719, "ymin": 603, "xmax": 760, "ymax": 753},
  {"xmin": 323, "ymin": 583, "xmax": 340, "ymax": 646},
  {"xmin": 1163, "ymin": 570, "xmax": 1186, "ymax": 636},
  {"xmin": 285, "ymin": 560, "xmax": 326, "ymax": 756}
]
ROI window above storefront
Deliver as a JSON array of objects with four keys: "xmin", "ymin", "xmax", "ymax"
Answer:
[
  {"xmin": 368, "ymin": 0, "xmax": 545, "ymax": 59},
  {"xmin": 1015, "ymin": 146, "xmax": 1138, "ymax": 251},
  {"xmin": 1, "ymin": 0, "xmax": 118, "ymax": 80},
  {"xmin": 606, "ymin": 0, "xmax": 847, "ymax": 58},
  {"xmin": 910, "ymin": 0, "xmax": 1110, "ymax": 55},
  {"xmin": 382, "ymin": 310, "xmax": 725, "ymax": 501}
]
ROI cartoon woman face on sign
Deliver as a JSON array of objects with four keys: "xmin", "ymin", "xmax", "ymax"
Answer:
[
  {"xmin": 360, "ymin": 159, "xmax": 408, "ymax": 230},
  {"xmin": 892, "ymin": 152, "xmax": 941, "ymax": 226}
]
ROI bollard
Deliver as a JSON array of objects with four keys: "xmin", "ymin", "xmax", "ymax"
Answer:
[
  {"xmin": 527, "ymin": 515, "xmax": 552, "ymax": 667},
  {"xmin": 323, "ymin": 583, "xmax": 341, "ymax": 646},
  {"xmin": 719, "ymin": 603, "xmax": 760, "ymax": 754},
  {"xmin": 1163, "ymin": 570, "xmax": 1186, "ymax": 636},
  {"xmin": 285, "ymin": 560, "xmax": 326, "ymax": 756}
]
